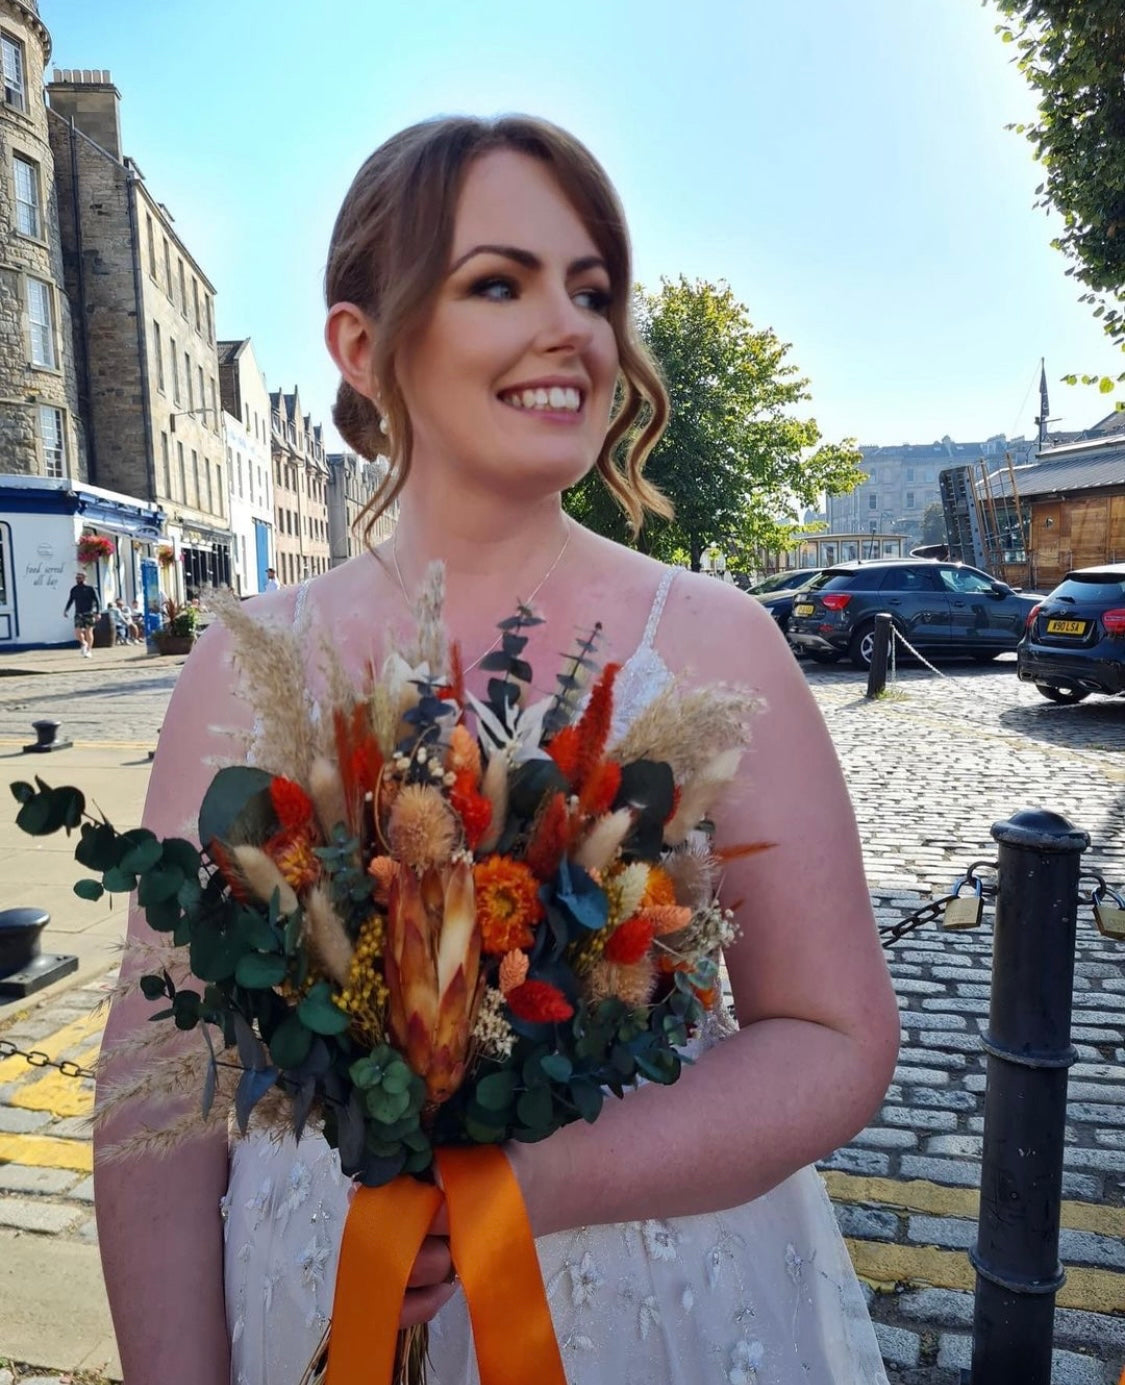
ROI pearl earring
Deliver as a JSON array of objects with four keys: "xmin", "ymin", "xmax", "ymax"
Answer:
[{"xmin": 379, "ymin": 416, "xmax": 388, "ymax": 436}]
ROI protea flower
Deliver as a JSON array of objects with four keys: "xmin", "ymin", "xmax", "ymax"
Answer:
[{"xmin": 384, "ymin": 859, "xmax": 482, "ymax": 1105}]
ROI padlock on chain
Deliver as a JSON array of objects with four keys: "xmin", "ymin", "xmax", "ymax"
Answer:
[
  {"xmin": 942, "ymin": 876, "xmax": 984, "ymax": 931},
  {"xmin": 1093, "ymin": 887, "xmax": 1125, "ymax": 941}
]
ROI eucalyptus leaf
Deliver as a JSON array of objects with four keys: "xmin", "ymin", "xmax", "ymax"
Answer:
[
  {"xmin": 235, "ymin": 952, "xmax": 287, "ymax": 990},
  {"xmin": 234, "ymin": 1064, "xmax": 280, "ymax": 1134},
  {"xmin": 73, "ymin": 878, "xmax": 105, "ymax": 902},
  {"xmin": 232, "ymin": 1010, "xmax": 269, "ymax": 1072},
  {"xmin": 475, "ymin": 1069, "xmax": 517, "ymax": 1112},
  {"xmin": 102, "ymin": 866, "xmax": 137, "ymax": 895},
  {"xmin": 198, "ymin": 766, "xmax": 274, "ymax": 851},
  {"xmin": 298, "ymin": 982, "xmax": 350, "ymax": 1035},
  {"xmin": 120, "ymin": 832, "xmax": 163, "ymax": 874}
]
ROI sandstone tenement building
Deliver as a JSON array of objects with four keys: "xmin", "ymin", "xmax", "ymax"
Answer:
[
  {"xmin": 270, "ymin": 385, "xmax": 330, "ymax": 585},
  {"xmin": 327, "ymin": 449, "xmax": 392, "ymax": 565},
  {"xmin": 0, "ymin": 0, "xmax": 85, "ymax": 482},
  {"xmin": 218, "ymin": 337, "xmax": 275, "ymax": 594},
  {"xmin": 46, "ymin": 68, "xmax": 233, "ymax": 588}
]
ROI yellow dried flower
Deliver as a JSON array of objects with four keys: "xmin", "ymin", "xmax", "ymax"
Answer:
[
  {"xmin": 337, "ymin": 914, "xmax": 388, "ymax": 1047},
  {"xmin": 387, "ymin": 784, "xmax": 458, "ymax": 870},
  {"xmin": 604, "ymin": 862, "xmax": 650, "ymax": 927}
]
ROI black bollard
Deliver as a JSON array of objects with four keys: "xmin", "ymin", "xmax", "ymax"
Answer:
[
  {"xmin": 865, "ymin": 613, "xmax": 894, "ymax": 699},
  {"xmin": 966, "ymin": 808, "xmax": 1088, "ymax": 1385}
]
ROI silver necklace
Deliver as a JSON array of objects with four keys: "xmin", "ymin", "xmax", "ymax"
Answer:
[{"xmin": 391, "ymin": 520, "xmax": 573, "ymax": 674}]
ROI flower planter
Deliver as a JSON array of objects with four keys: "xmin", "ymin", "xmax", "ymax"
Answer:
[{"xmin": 153, "ymin": 634, "xmax": 196, "ymax": 656}]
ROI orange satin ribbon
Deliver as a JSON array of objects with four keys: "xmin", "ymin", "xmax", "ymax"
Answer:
[
  {"xmin": 324, "ymin": 1175, "xmax": 442, "ymax": 1385},
  {"xmin": 324, "ymin": 1146, "xmax": 567, "ymax": 1385}
]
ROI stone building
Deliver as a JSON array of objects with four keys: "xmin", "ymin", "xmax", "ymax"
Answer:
[
  {"xmin": 0, "ymin": 0, "xmax": 85, "ymax": 484},
  {"xmin": 218, "ymin": 338, "xmax": 274, "ymax": 594},
  {"xmin": 45, "ymin": 69, "xmax": 232, "ymax": 593},
  {"xmin": 827, "ymin": 434, "xmax": 1038, "ymax": 543},
  {"xmin": 270, "ymin": 385, "xmax": 330, "ymax": 585},
  {"xmin": 326, "ymin": 450, "xmax": 393, "ymax": 565}
]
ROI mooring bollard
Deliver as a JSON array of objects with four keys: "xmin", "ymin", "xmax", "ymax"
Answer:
[
  {"xmin": 965, "ymin": 808, "xmax": 1089, "ymax": 1385},
  {"xmin": 865, "ymin": 612, "xmax": 894, "ymax": 699}
]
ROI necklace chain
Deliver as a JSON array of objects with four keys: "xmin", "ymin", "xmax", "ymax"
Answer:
[{"xmin": 391, "ymin": 521, "xmax": 572, "ymax": 675}]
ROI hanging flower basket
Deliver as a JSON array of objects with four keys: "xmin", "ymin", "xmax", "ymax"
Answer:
[
  {"xmin": 77, "ymin": 533, "xmax": 116, "ymax": 566},
  {"xmin": 157, "ymin": 544, "xmax": 177, "ymax": 569}
]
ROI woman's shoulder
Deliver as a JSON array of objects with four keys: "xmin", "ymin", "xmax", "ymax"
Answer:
[{"xmin": 659, "ymin": 568, "xmax": 793, "ymax": 687}]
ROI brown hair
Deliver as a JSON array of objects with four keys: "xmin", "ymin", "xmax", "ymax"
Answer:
[{"xmin": 324, "ymin": 115, "xmax": 672, "ymax": 543}]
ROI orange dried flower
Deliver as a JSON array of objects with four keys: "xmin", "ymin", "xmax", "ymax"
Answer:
[
  {"xmin": 498, "ymin": 949, "xmax": 530, "ymax": 996},
  {"xmin": 578, "ymin": 759, "xmax": 622, "ymax": 818},
  {"xmin": 506, "ymin": 978, "xmax": 574, "ymax": 1024},
  {"xmin": 474, "ymin": 856, "xmax": 543, "ymax": 955},
  {"xmin": 640, "ymin": 904, "xmax": 693, "ymax": 936},
  {"xmin": 447, "ymin": 725, "xmax": 482, "ymax": 779},
  {"xmin": 604, "ymin": 913, "xmax": 655, "ymax": 965},
  {"xmin": 572, "ymin": 663, "xmax": 620, "ymax": 790},
  {"xmin": 367, "ymin": 854, "xmax": 398, "ymax": 902},
  {"xmin": 269, "ymin": 776, "xmax": 315, "ymax": 834},
  {"xmin": 524, "ymin": 791, "xmax": 571, "ymax": 881},
  {"xmin": 641, "ymin": 866, "xmax": 677, "ymax": 909},
  {"xmin": 267, "ymin": 831, "xmax": 320, "ymax": 892},
  {"xmin": 546, "ymin": 724, "xmax": 581, "ymax": 781},
  {"xmin": 208, "ymin": 839, "xmax": 251, "ymax": 902},
  {"xmin": 450, "ymin": 768, "xmax": 492, "ymax": 852}
]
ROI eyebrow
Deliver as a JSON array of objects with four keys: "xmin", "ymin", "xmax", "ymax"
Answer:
[{"xmin": 449, "ymin": 244, "xmax": 608, "ymax": 277}]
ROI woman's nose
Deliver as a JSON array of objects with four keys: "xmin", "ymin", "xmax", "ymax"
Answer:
[{"xmin": 536, "ymin": 285, "xmax": 594, "ymax": 353}]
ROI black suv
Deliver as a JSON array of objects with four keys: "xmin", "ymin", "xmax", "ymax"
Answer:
[
  {"xmin": 787, "ymin": 559, "xmax": 1040, "ymax": 668},
  {"xmin": 1017, "ymin": 564, "xmax": 1125, "ymax": 703},
  {"xmin": 748, "ymin": 568, "xmax": 824, "ymax": 638}
]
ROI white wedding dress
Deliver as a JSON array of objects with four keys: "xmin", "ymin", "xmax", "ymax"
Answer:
[{"xmin": 223, "ymin": 571, "xmax": 889, "ymax": 1385}]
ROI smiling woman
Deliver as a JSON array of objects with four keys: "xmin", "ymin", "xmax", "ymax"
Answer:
[{"xmin": 94, "ymin": 113, "xmax": 899, "ymax": 1385}]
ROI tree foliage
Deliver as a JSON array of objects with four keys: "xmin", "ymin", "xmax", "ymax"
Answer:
[
  {"xmin": 565, "ymin": 277, "xmax": 864, "ymax": 570},
  {"xmin": 993, "ymin": 1, "xmax": 1125, "ymax": 390},
  {"xmin": 921, "ymin": 502, "xmax": 947, "ymax": 546}
]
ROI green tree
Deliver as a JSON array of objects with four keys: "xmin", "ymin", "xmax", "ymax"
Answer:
[
  {"xmin": 565, "ymin": 277, "xmax": 864, "ymax": 571},
  {"xmin": 993, "ymin": 1, "xmax": 1125, "ymax": 392},
  {"xmin": 921, "ymin": 502, "xmax": 947, "ymax": 546}
]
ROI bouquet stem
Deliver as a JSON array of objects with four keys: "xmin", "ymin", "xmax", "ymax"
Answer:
[{"xmin": 299, "ymin": 1324, "xmax": 429, "ymax": 1385}]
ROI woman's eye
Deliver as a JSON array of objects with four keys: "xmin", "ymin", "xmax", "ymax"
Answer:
[
  {"xmin": 574, "ymin": 286, "xmax": 612, "ymax": 315},
  {"xmin": 469, "ymin": 276, "xmax": 517, "ymax": 302}
]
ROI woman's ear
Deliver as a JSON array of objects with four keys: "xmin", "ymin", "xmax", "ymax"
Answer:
[{"xmin": 325, "ymin": 303, "xmax": 379, "ymax": 401}]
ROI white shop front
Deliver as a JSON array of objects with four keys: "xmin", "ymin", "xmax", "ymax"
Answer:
[{"xmin": 0, "ymin": 476, "xmax": 164, "ymax": 649}]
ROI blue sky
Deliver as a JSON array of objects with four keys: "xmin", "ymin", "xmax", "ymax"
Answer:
[{"xmin": 42, "ymin": 0, "xmax": 1125, "ymax": 450}]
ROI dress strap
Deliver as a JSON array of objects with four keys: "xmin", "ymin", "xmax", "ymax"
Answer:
[
  {"xmin": 293, "ymin": 578, "xmax": 312, "ymax": 623},
  {"xmin": 638, "ymin": 568, "xmax": 676, "ymax": 650}
]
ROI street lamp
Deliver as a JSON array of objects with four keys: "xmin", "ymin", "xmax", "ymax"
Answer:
[{"xmin": 169, "ymin": 407, "xmax": 218, "ymax": 432}]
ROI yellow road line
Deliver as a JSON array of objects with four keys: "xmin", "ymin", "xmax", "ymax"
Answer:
[
  {"xmin": 0, "ymin": 738, "xmax": 153, "ymax": 749},
  {"xmin": 0, "ymin": 1010, "xmax": 103, "ymax": 1085},
  {"xmin": 846, "ymin": 1239, "xmax": 1125, "ymax": 1315},
  {"xmin": 0, "ymin": 1131, "xmax": 92, "ymax": 1173},
  {"xmin": 9, "ymin": 1039, "xmax": 101, "ymax": 1117},
  {"xmin": 824, "ymin": 1171, "xmax": 1125, "ymax": 1239}
]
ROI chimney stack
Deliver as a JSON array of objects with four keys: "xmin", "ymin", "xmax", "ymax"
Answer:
[{"xmin": 47, "ymin": 69, "xmax": 122, "ymax": 160}]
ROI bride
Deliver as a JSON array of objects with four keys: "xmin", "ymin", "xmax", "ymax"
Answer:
[{"xmin": 94, "ymin": 115, "xmax": 900, "ymax": 1384}]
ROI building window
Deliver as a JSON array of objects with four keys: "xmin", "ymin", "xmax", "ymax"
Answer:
[
  {"xmin": 161, "ymin": 431, "xmax": 171, "ymax": 497},
  {"xmin": 192, "ymin": 278, "xmax": 201, "ymax": 333},
  {"xmin": 146, "ymin": 213, "xmax": 156, "ymax": 276},
  {"xmin": 2, "ymin": 31, "xmax": 26, "ymax": 113},
  {"xmin": 236, "ymin": 453, "xmax": 244, "ymax": 498},
  {"xmin": 204, "ymin": 453, "xmax": 213, "ymax": 512},
  {"xmin": 192, "ymin": 449, "xmax": 201, "ymax": 508},
  {"xmin": 906, "ymin": 491, "xmax": 915, "ymax": 508},
  {"xmin": 185, "ymin": 353, "xmax": 193, "ymax": 410},
  {"xmin": 197, "ymin": 366, "xmax": 205, "ymax": 419},
  {"xmin": 163, "ymin": 238, "xmax": 173, "ymax": 299},
  {"xmin": 868, "ymin": 493, "xmax": 878, "ymax": 510},
  {"xmin": 170, "ymin": 336, "xmax": 180, "ymax": 403},
  {"xmin": 210, "ymin": 379, "xmax": 218, "ymax": 431},
  {"xmin": 216, "ymin": 464, "xmax": 224, "ymax": 517},
  {"xmin": 176, "ymin": 440, "xmax": 186, "ymax": 501},
  {"xmin": 38, "ymin": 406, "xmax": 65, "ymax": 478},
  {"xmin": 178, "ymin": 259, "xmax": 187, "ymax": 316},
  {"xmin": 14, "ymin": 155, "xmax": 41, "ymax": 238},
  {"xmin": 205, "ymin": 296, "xmax": 213, "ymax": 344},
  {"xmin": 27, "ymin": 278, "xmax": 56, "ymax": 368},
  {"xmin": 153, "ymin": 320, "xmax": 164, "ymax": 392},
  {"xmin": 906, "ymin": 468, "xmax": 914, "ymax": 482}
]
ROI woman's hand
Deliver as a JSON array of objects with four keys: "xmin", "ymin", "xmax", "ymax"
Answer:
[{"xmin": 400, "ymin": 1200, "xmax": 457, "ymax": 1329}]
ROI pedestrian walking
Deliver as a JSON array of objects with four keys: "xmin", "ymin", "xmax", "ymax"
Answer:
[
  {"xmin": 63, "ymin": 571, "xmax": 100, "ymax": 657},
  {"xmin": 264, "ymin": 567, "xmax": 280, "ymax": 591}
]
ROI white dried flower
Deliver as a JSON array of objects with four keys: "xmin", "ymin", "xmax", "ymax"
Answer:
[{"xmin": 472, "ymin": 986, "xmax": 515, "ymax": 1061}]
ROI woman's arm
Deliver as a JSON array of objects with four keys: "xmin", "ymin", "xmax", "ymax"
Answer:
[
  {"xmin": 509, "ymin": 579, "xmax": 900, "ymax": 1236},
  {"xmin": 95, "ymin": 622, "xmax": 250, "ymax": 1382}
]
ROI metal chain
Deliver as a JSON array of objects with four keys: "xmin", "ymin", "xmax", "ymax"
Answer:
[
  {"xmin": 0, "ymin": 1038, "xmax": 97, "ymax": 1081},
  {"xmin": 889, "ymin": 624, "xmax": 949, "ymax": 678},
  {"xmin": 879, "ymin": 860, "xmax": 998, "ymax": 948}
]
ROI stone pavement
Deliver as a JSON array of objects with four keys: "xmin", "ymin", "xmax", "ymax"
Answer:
[{"xmin": 0, "ymin": 650, "xmax": 1122, "ymax": 1382}]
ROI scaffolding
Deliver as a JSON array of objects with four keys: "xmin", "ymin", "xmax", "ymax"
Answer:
[{"xmin": 938, "ymin": 456, "xmax": 1027, "ymax": 576}]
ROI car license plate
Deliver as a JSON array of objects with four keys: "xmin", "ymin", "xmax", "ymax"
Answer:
[
  {"xmin": 794, "ymin": 603, "xmax": 814, "ymax": 617},
  {"xmin": 1046, "ymin": 618, "xmax": 1087, "ymax": 636}
]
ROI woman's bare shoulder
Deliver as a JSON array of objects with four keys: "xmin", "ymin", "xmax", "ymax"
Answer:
[{"xmin": 658, "ymin": 570, "xmax": 799, "ymax": 689}]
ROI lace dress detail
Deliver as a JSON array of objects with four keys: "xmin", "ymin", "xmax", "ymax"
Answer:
[{"xmin": 224, "ymin": 566, "xmax": 889, "ymax": 1384}]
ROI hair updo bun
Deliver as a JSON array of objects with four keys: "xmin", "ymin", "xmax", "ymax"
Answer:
[{"xmin": 325, "ymin": 115, "xmax": 671, "ymax": 549}]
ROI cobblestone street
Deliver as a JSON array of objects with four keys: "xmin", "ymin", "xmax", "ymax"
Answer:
[{"xmin": 0, "ymin": 648, "xmax": 1122, "ymax": 1382}]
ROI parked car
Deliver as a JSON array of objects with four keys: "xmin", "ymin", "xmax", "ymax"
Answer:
[
  {"xmin": 748, "ymin": 568, "xmax": 824, "ymax": 638},
  {"xmin": 1017, "ymin": 564, "xmax": 1125, "ymax": 703},
  {"xmin": 787, "ymin": 559, "xmax": 1040, "ymax": 668}
]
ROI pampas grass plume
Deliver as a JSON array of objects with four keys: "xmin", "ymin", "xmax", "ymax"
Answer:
[
  {"xmin": 304, "ymin": 883, "xmax": 354, "ymax": 987},
  {"xmin": 573, "ymin": 808, "xmax": 634, "ymax": 873},
  {"xmin": 664, "ymin": 748, "xmax": 743, "ymax": 845},
  {"xmin": 476, "ymin": 751, "xmax": 509, "ymax": 853},
  {"xmin": 308, "ymin": 754, "xmax": 349, "ymax": 841},
  {"xmin": 231, "ymin": 845, "xmax": 299, "ymax": 915}
]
